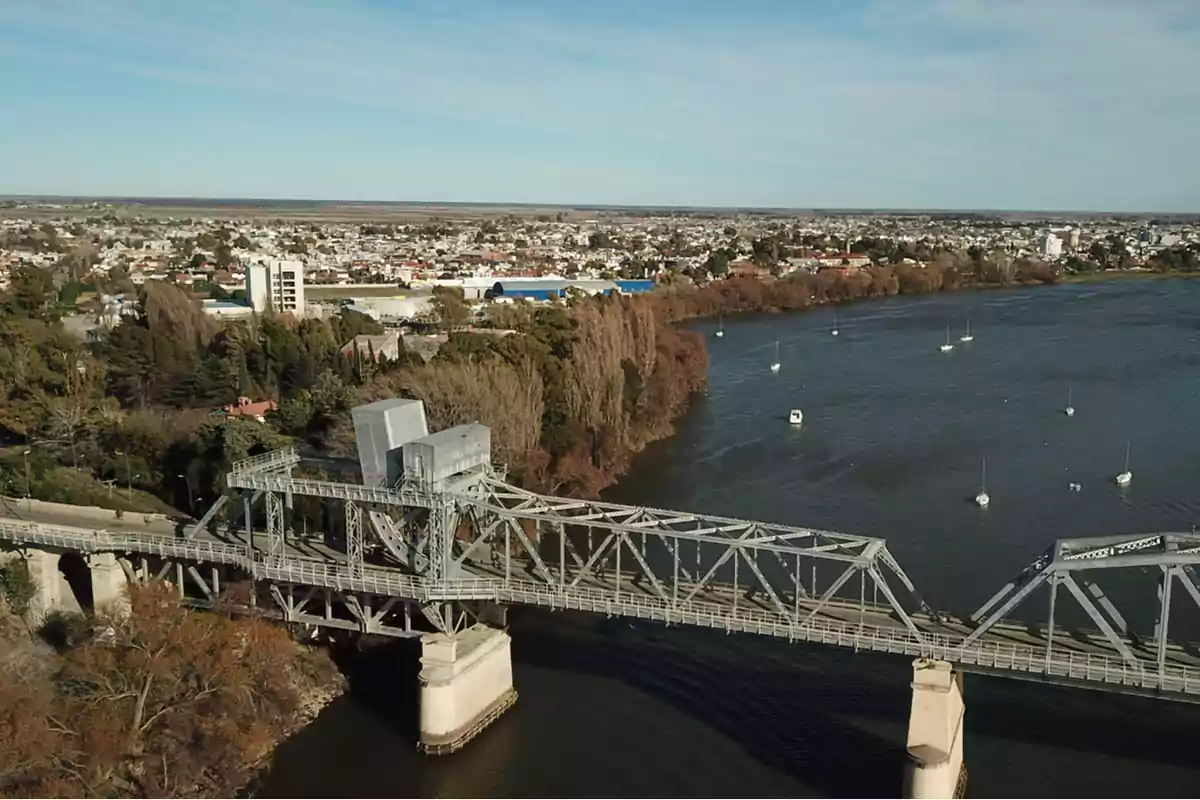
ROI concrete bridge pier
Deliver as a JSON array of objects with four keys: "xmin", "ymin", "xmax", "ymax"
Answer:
[
  {"xmin": 1, "ymin": 548, "xmax": 129, "ymax": 623},
  {"xmin": 418, "ymin": 623, "xmax": 517, "ymax": 754},
  {"xmin": 88, "ymin": 552, "xmax": 130, "ymax": 617},
  {"xmin": 14, "ymin": 548, "xmax": 83, "ymax": 622},
  {"xmin": 904, "ymin": 658, "xmax": 966, "ymax": 799}
]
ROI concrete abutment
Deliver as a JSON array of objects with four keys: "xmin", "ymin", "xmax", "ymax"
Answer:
[
  {"xmin": 418, "ymin": 623, "xmax": 517, "ymax": 754},
  {"xmin": 0, "ymin": 547, "xmax": 129, "ymax": 624},
  {"xmin": 904, "ymin": 658, "xmax": 967, "ymax": 799}
]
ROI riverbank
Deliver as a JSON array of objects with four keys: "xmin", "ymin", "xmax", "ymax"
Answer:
[
  {"xmin": 483, "ymin": 266, "xmax": 1054, "ymax": 499},
  {"xmin": 1061, "ymin": 268, "xmax": 1200, "ymax": 284}
]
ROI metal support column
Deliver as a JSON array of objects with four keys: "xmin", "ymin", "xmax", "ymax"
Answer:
[
  {"xmin": 427, "ymin": 500, "xmax": 449, "ymax": 583},
  {"xmin": 1045, "ymin": 573, "xmax": 1059, "ymax": 666},
  {"xmin": 346, "ymin": 499, "xmax": 363, "ymax": 577},
  {"xmin": 264, "ymin": 490, "xmax": 285, "ymax": 560},
  {"xmin": 1156, "ymin": 565, "xmax": 1174, "ymax": 680}
]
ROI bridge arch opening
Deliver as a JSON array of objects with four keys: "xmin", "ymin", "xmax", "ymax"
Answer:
[{"xmin": 58, "ymin": 551, "xmax": 94, "ymax": 612}]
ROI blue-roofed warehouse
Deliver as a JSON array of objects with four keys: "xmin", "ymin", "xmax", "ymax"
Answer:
[
  {"xmin": 615, "ymin": 279, "xmax": 655, "ymax": 294},
  {"xmin": 487, "ymin": 279, "xmax": 618, "ymax": 301}
]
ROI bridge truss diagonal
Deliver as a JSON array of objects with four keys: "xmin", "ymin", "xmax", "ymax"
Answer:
[
  {"xmin": 443, "ymin": 475, "xmax": 933, "ymax": 642},
  {"xmin": 964, "ymin": 532, "xmax": 1200, "ymax": 687}
]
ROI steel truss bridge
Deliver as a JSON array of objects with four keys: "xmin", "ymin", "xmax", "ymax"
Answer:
[{"xmin": 4, "ymin": 445, "xmax": 1200, "ymax": 701}]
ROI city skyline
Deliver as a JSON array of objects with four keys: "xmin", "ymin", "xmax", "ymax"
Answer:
[{"xmin": 2, "ymin": 0, "xmax": 1199, "ymax": 212}]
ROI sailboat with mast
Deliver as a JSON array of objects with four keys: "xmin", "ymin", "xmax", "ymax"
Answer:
[
  {"xmin": 939, "ymin": 326, "xmax": 954, "ymax": 353},
  {"xmin": 1114, "ymin": 441, "xmax": 1132, "ymax": 486},
  {"xmin": 960, "ymin": 319, "xmax": 974, "ymax": 343},
  {"xmin": 769, "ymin": 340, "xmax": 781, "ymax": 373},
  {"xmin": 715, "ymin": 314, "xmax": 724, "ymax": 338},
  {"xmin": 974, "ymin": 458, "xmax": 990, "ymax": 507},
  {"xmin": 831, "ymin": 309, "xmax": 839, "ymax": 337},
  {"xmin": 1064, "ymin": 386, "xmax": 1075, "ymax": 417}
]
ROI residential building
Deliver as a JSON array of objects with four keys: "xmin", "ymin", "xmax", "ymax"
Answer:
[
  {"xmin": 221, "ymin": 396, "xmax": 278, "ymax": 423},
  {"xmin": 1039, "ymin": 233, "xmax": 1063, "ymax": 259},
  {"xmin": 246, "ymin": 258, "xmax": 306, "ymax": 316}
]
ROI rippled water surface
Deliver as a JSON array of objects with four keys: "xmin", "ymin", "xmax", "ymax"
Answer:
[{"xmin": 262, "ymin": 280, "xmax": 1200, "ymax": 798}]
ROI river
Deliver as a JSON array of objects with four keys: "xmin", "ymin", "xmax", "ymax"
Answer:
[{"xmin": 261, "ymin": 279, "xmax": 1200, "ymax": 798}]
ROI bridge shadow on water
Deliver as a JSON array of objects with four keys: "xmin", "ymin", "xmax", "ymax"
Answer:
[{"xmin": 268, "ymin": 608, "xmax": 1200, "ymax": 798}]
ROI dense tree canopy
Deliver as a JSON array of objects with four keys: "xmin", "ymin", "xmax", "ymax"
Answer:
[{"xmin": 0, "ymin": 582, "xmax": 341, "ymax": 798}]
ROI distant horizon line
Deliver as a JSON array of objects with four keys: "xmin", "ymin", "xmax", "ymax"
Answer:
[{"xmin": 1, "ymin": 194, "xmax": 1197, "ymax": 218}]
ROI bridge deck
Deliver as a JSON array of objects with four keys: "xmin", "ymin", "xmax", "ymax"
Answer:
[{"xmin": 3, "ymin": 505, "xmax": 1200, "ymax": 699}]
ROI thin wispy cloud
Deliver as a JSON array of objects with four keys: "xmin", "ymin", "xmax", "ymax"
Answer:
[{"xmin": 0, "ymin": 0, "xmax": 1197, "ymax": 209}]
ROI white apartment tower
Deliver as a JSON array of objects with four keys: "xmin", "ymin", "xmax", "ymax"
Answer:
[
  {"xmin": 1039, "ymin": 233, "xmax": 1063, "ymax": 259},
  {"xmin": 246, "ymin": 258, "xmax": 306, "ymax": 316}
]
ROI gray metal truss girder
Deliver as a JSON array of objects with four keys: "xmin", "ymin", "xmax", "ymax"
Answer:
[
  {"xmin": 1060, "ymin": 572, "xmax": 1138, "ymax": 665},
  {"xmin": 963, "ymin": 568, "xmax": 1051, "ymax": 647},
  {"xmin": 799, "ymin": 563, "xmax": 860, "ymax": 628},
  {"xmin": 345, "ymin": 500, "xmax": 363, "ymax": 576},
  {"xmin": 970, "ymin": 547, "xmax": 1053, "ymax": 623},
  {"xmin": 621, "ymin": 532, "xmax": 670, "ymax": 601},
  {"xmin": 1175, "ymin": 565, "xmax": 1200, "ymax": 611},
  {"xmin": 1156, "ymin": 565, "xmax": 1174, "ymax": 675},
  {"xmin": 264, "ymin": 491, "xmax": 285, "ymax": 560},
  {"xmin": 499, "ymin": 513, "xmax": 555, "ymax": 585},
  {"xmin": 1086, "ymin": 580, "xmax": 1129, "ymax": 634},
  {"xmin": 186, "ymin": 565, "xmax": 215, "ymax": 600},
  {"xmin": 465, "ymin": 478, "xmax": 882, "ymax": 563},
  {"xmin": 1055, "ymin": 551, "xmax": 1200, "ymax": 571},
  {"xmin": 185, "ymin": 492, "xmax": 229, "ymax": 539},
  {"xmin": 867, "ymin": 562, "xmax": 926, "ymax": 643},
  {"xmin": 736, "ymin": 546, "xmax": 791, "ymax": 618}
]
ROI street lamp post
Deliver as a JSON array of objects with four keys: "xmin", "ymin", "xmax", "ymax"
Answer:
[
  {"xmin": 177, "ymin": 473, "xmax": 194, "ymax": 512},
  {"xmin": 21, "ymin": 449, "xmax": 31, "ymax": 511},
  {"xmin": 116, "ymin": 450, "xmax": 132, "ymax": 500}
]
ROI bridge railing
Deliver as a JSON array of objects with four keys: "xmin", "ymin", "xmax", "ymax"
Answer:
[
  {"xmin": 0, "ymin": 520, "xmax": 250, "ymax": 564},
  {"xmin": 424, "ymin": 577, "xmax": 1200, "ymax": 697},
  {"xmin": 225, "ymin": 473, "xmax": 435, "ymax": 507},
  {"xmin": 7, "ymin": 502, "xmax": 1200, "ymax": 698},
  {"xmin": 230, "ymin": 447, "xmax": 301, "ymax": 475}
]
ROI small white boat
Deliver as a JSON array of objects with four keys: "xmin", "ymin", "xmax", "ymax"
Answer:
[
  {"xmin": 939, "ymin": 325, "xmax": 954, "ymax": 353},
  {"xmin": 769, "ymin": 340, "xmax": 781, "ymax": 373},
  {"xmin": 831, "ymin": 309, "xmax": 839, "ymax": 337},
  {"xmin": 1114, "ymin": 441, "xmax": 1132, "ymax": 486},
  {"xmin": 789, "ymin": 409, "xmax": 804, "ymax": 425},
  {"xmin": 1064, "ymin": 386, "xmax": 1075, "ymax": 417},
  {"xmin": 960, "ymin": 318, "xmax": 974, "ymax": 343},
  {"xmin": 715, "ymin": 314, "xmax": 724, "ymax": 338},
  {"xmin": 974, "ymin": 457, "xmax": 990, "ymax": 507}
]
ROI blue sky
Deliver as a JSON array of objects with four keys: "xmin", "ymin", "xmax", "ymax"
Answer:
[{"xmin": 1, "ymin": 0, "xmax": 1198, "ymax": 211}]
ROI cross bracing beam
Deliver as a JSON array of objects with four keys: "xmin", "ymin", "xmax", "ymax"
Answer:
[
  {"xmin": 268, "ymin": 583, "xmax": 424, "ymax": 638},
  {"xmin": 441, "ymin": 477, "xmax": 928, "ymax": 644},
  {"xmin": 462, "ymin": 477, "xmax": 889, "ymax": 561},
  {"xmin": 963, "ymin": 533, "xmax": 1200, "ymax": 677}
]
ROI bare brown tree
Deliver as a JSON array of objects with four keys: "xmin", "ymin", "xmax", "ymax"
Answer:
[{"xmin": 399, "ymin": 357, "xmax": 544, "ymax": 474}]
